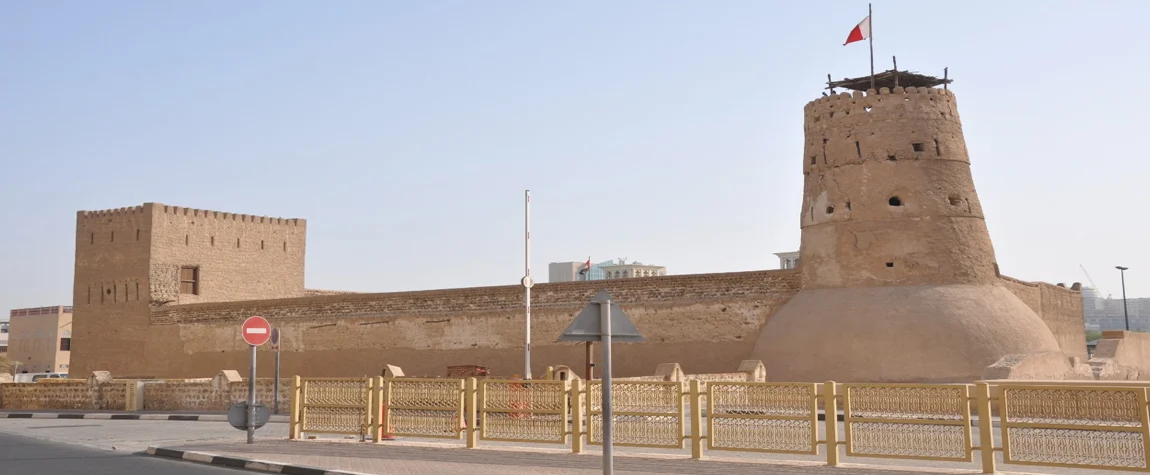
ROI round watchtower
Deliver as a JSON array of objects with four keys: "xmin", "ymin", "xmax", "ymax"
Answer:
[
  {"xmin": 799, "ymin": 87, "xmax": 997, "ymax": 288},
  {"xmin": 750, "ymin": 85, "xmax": 1062, "ymax": 383}
]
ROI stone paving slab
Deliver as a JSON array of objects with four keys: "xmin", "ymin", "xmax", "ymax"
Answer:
[{"xmin": 154, "ymin": 439, "xmax": 1046, "ymax": 475}]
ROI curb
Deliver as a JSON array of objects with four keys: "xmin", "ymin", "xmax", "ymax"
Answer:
[
  {"xmin": 0, "ymin": 413, "xmax": 289, "ymax": 423},
  {"xmin": 147, "ymin": 446, "xmax": 368, "ymax": 475}
]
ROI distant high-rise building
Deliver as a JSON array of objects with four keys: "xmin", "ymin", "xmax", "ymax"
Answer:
[
  {"xmin": 1082, "ymin": 287, "xmax": 1150, "ymax": 331},
  {"xmin": 548, "ymin": 258, "xmax": 666, "ymax": 282}
]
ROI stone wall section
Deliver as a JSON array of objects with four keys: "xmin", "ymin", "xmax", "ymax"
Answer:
[
  {"xmin": 0, "ymin": 380, "xmax": 127, "ymax": 410},
  {"xmin": 72, "ymin": 205, "xmax": 156, "ymax": 377},
  {"xmin": 138, "ymin": 270, "xmax": 800, "ymax": 379},
  {"xmin": 141, "ymin": 378, "xmax": 293, "ymax": 412},
  {"xmin": 149, "ymin": 204, "xmax": 307, "ymax": 306},
  {"xmin": 999, "ymin": 275, "xmax": 1088, "ymax": 360}
]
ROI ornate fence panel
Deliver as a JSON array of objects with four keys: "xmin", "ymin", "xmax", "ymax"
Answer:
[
  {"xmin": 842, "ymin": 383, "xmax": 973, "ymax": 462},
  {"xmin": 480, "ymin": 379, "xmax": 569, "ymax": 444},
  {"xmin": 999, "ymin": 384, "xmax": 1150, "ymax": 471},
  {"xmin": 587, "ymin": 381, "xmax": 684, "ymax": 448},
  {"xmin": 299, "ymin": 378, "xmax": 373, "ymax": 436},
  {"xmin": 384, "ymin": 378, "xmax": 465, "ymax": 439},
  {"xmin": 707, "ymin": 382, "xmax": 820, "ymax": 454}
]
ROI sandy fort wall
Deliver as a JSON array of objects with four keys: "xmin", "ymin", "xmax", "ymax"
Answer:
[
  {"xmin": 148, "ymin": 204, "xmax": 307, "ymax": 306},
  {"xmin": 72, "ymin": 206, "xmax": 154, "ymax": 378},
  {"xmin": 70, "ymin": 203, "xmax": 309, "ymax": 378},
  {"xmin": 999, "ymin": 275, "xmax": 1087, "ymax": 360},
  {"xmin": 136, "ymin": 270, "xmax": 801, "ymax": 379}
]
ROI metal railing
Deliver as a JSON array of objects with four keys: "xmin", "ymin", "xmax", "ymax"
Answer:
[{"xmin": 289, "ymin": 376, "xmax": 1150, "ymax": 472}]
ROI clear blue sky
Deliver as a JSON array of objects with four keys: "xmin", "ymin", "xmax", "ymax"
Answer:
[{"xmin": 1, "ymin": 1, "xmax": 1147, "ymax": 308}]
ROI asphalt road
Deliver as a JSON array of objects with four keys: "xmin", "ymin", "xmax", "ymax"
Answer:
[{"xmin": 0, "ymin": 430, "xmax": 237, "ymax": 475}]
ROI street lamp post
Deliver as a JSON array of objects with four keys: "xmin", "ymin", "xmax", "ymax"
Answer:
[{"xmin": 1116, "ymin": 266, "xmax": 1130, "ymax": 331}]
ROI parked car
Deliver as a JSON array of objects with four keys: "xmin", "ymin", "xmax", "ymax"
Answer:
[{"xmin": 14, "ymin": 372, "xmax": 68, "ymax": 383}]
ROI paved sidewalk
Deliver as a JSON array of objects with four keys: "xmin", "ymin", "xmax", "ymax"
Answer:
[{"xmin": 152, "ymin": 439, "xmax": 1036, "ymax": 475}]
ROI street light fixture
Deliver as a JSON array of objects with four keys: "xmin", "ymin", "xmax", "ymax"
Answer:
[{"xmin": 1116, "ymin": 266, "xmax": 1130, "ymax": 331}]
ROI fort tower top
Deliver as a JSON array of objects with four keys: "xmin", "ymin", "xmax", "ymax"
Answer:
[
  {"xmin": 799, "ymin": 86, "xmax": 993, "ymax": 288},
  {"xmin": 751, "ymin": 77, "xmax": 1064, "ymax": 383}
]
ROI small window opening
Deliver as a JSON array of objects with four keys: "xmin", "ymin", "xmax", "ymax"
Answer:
[
  {"xmin": 185, "ymin": 235, "xmax": 189, "ymax": 246},
  {"xmin": 136, "ymin": 229, "xmax": 140, "ymax": 241},
  {"xmin": 948, "ymin": 195, "xmax": 962, "ymax": 206},
  {"xmin": 236, "ymin": 238, "xmax": 241, "ymax": 248},
  {"xmin": 889, "ymin": 196, "xmax": 902, "ymax": 206},
  {"xmin": 87, "ymin": 287, "xmax": 91, "ymax": 304},
  {"xmin": 934, "ymin": 139, "xmax": 941, "ymax": 155},
  {"xmin": 135, "ymin": 282, "xmax": 140, "ymax": 301},
  {"xmin": 110, "ymin": 231, "xmax": 114, "ymax": 243},
  {"xmin": 846, "ymin": 201, "xmax": 852, "ymax": 210},
  {"xmin": 855, "ymin": 141, "xmax": 862, "ymax": 159},
  {"xmin": 887, "ymin": 155, "xmax": 897, "ymax": 161},
  {"xmin": 180, "ymin": 266, "xmax": 200, "ymax": 295},
  {"xmin": 886, "ymin": 262, "xmax": 895, "ymax": 268},
  {"xmin": 211, "ymin": 236, "xmax": 215, "ymax": 246},
  {"xmin": 90, "ymin": 233, "xmax": 94, "ymax": 244},
  {"xmin": 912, "ymin": 143, "xmax": 925, "ymax": 152},
  {"xmin": 283, "ymin": 242, "xmax": 287, "ymax": 252},
  {"xmin": 810, "ymin": 156, "xmax": 817, "ymax": 165},
  {"xmin": 826, "ymin": 206, "xmax": 835, "ymax": 215},
  {"xmin": 261, "ymin": 240, "xmax": 265, "ymax": 250}
]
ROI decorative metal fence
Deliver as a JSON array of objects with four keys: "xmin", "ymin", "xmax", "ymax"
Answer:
[
  {"xmin": 293, "ymin": 377, "xmax": 373, "ymax": 438},
  {"xmin": 383, "ymin": 378, "xmax": 465, "ymax": 439},
  {"xmin": 841, "ymin": 383, "xmax": 973, "ymax": 462},
  {"xmin": 586, "ymin": 380, "xmax": 684, "ymax": 449},
  {"xmin": 998, "ymin": 384, "xmax": 1150, "ymax": 471},
  {"xmin": 706, "ymin": 382, "xmax": 820, "ymax": 454},
  {"xmin": 479, "ymin": 379, "xmax": 569, "ymax": 443},
  {"xmin": 287, "ymin": 375, "xmax": 1150, "ymax": 473}
]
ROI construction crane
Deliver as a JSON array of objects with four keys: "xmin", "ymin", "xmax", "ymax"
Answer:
[{"xmin": 1079, "ymin": 265, "xmax": 1110, "ymax": 298}]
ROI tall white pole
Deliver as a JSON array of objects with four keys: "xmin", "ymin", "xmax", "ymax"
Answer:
[{"xmin": 524, "ymin": 190, "xmax": 532, "ymax": 380}]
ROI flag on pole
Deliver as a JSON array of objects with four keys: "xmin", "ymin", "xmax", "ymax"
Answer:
[
  {"xmin": 578, "ymin": 257, "xmax": 591, "ymax": 279},
  {"xmin": 844, "ymin": 14, "xmax": 871, "ymax": 45}
]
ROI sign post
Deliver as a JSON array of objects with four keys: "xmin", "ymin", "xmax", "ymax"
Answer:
[
  {"xmin": 558, "ymin": 290, "xmax": 644, "ymax": 475},
  {"xmin": 242, "ymin": 316, "xmax": 272, "ymax": 444},
  {"xmin": 270, "ymin": 328, "xmax": 281, "ymax": 415}
]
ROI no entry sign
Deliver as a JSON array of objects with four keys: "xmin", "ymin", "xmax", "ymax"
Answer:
[{"xmin": 242, "ymin": 316, "xmax": 271, "ymax": 346}]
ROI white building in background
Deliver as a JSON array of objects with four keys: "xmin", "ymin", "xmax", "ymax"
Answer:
[
  {"xmin": 1083, "ymin": 287, "xmax": 1150, "ymax": 332},
  {"xmin": 775, "ymin": 251, "xmax": 800, "ymax": 270},
  {"xmin": 548, "ymin": 258, "xmax": 667, "ymax": 282},
  {"xmin": 600, "ymin": 258, "xmax": 666, "ymax": 279}
]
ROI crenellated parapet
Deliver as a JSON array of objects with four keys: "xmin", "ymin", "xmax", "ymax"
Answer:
[
  {"xmin": 804, "ymin": 86, "xmax": 959, "ymax": 129},
  {"xmin": 154, "ymin": 203, "xmax": 304, "ymax": 227}
]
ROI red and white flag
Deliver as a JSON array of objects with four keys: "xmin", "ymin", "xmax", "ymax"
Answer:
[{"xmin": 844, "ymin": 15, "xmax": 871, "ymax": 45}]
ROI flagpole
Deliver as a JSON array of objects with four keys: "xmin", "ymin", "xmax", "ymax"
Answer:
[
  {"xmin": 868, "ymin": 3, "xmax": 875, "ymax": 90},
  {"xmin": 524, "ymin": 189, "xmax": 532, "ymax": 380}
]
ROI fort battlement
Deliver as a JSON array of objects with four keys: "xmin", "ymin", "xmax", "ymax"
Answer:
[
  {"xmin": 158, "ymin": 204, "xmax": 304, "ymax": 227},
  {"xmin": 77, "ymin": 203, "xmax": 305, "ymax": 227},
  {"xmin": 78, "ymin": 205, "xmax": 147, "ymax": 218},
  {"xmin": 804, "ymin": 86, "xmax": 959, "ymax": 128}
]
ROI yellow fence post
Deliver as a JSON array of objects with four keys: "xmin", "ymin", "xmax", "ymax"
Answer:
[
  {"xmin": 465, "ymin": 377, "xmax": 478, "ymax": 448},
  {"xmin": 975, "ymin": 382, "xmax": 997, "ymax": 474},
  {"xmin": 289, "ymin": 376, "xmax": 301, "ymax": 440},
  {"xmin": 571, "ymin": 379, "xmax": 583, "ymax": 454},
  {"xmin": 824, "ymin": 381, "xmax": 839, "ymax": 466},
  {"xmin": 689, "ymin": 380, "xmax": 703, "ymax": 459},
  {"xmin": 372, "ymin": 376, "xmax": 384, "ymax": 442},
  {"xmin": 367, "ymin": 377, "xmax": 377, "ymax": 442}
]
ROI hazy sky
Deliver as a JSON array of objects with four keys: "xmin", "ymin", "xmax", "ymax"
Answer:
[{"xmin": 1, "ymin": 1, "xmax": 1147, "ymax": 310}]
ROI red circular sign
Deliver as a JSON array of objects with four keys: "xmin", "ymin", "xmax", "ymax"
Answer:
[{"xmin": 242, "ymin": 316, "xmax": 271, "ymax": 346}]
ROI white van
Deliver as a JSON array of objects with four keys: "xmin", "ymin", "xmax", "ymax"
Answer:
[{"xmin": 13, "ymin": 372, "xmax": 69, "ymax": 383}]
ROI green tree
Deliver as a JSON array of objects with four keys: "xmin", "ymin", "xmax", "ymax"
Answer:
[{"xmin": 1086, "ymin": 330, "xmax": 1103, "ymax": 342}]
